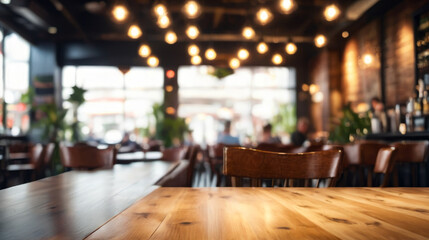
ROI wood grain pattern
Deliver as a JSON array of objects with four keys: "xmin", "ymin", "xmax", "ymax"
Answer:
[
  {"xmin": 0, "ymin": 161, "xmax": 179, "ymax": 240},
  {"xmin": 87, "ymin": 187, "xmax": 429, "ymax": 240}
]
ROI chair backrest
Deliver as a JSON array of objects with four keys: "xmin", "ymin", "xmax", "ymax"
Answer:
[
  {"xmin": 373, "ymin": 147, "xmax": 396, "ymax": 187},
  {"xmin": 185, "ymin": 144, "xmax": 201, "ymax": 187},
  {"xmin": 256, "ymin": 143, "xmax": 299, "ymax": 153},
  {"xmin": 223, "ymin": 147, "xmax": 342, "ymax": 187},
  {"xmin": 342, "ymin": 141, "xmax": 388, "ymax": 167},
  {"xmin": 391, "ymin": 141, "xmax": 428, "ymax": 163},
  {"xmin": 162, "ymin": 147, "xmax": 186, "ymax": 162},
  {"xmin": 43, "ymin": 143, "xmax": 55, "ymax": 165},
  {"xmin": 29, "ymin": 144, "xmax": 44, "ymax": 168},
  {"xmin": 60, "ymin": 144, "xmax": 115, "ymax": 169}
]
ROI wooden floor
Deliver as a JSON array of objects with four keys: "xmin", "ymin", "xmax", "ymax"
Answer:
[{"xmin": 87, "ymin": 187, "xmax": 429, "ymax": 240}]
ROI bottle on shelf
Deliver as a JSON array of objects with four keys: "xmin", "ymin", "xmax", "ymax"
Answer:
[{"xmin": 406, "ymin": 97, "xmax": 414, "ymax": 132}]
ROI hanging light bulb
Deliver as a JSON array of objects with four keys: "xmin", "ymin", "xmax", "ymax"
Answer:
[
  {"xmin": 112, "ymin": 5, "xmax": 128, "ymax": 22},
  {"xmin": 183, "ymin": 0, "xmax": 201, "ymax": 19},
  {"xmin": 272, "ymin": 53, "xmax": 283, "ymax": 65},
  {"xmin": 237, "ymin": 48, "xmax": 249, "ymax": 60},
  {"xmin": 157, "ymin": 15, "xmax": 170, "ymax": 28},
  {"xmin": 314, "ymin": 34, "xmax": 327, "ymax": 48},
  {"xmin": 205, "ymin": 48, "xmax": 217, "ymax": 60},
  {"xmin": 324, "ymin": 4, "xmax": 340, "ymax": 21},
  {"xmin": 127, "ymin": 24, "xmax": 142, "ymax": 39},
  {"xmin": 279, "ymin": 0, "xmax": 296, "ymax": 14},
  {"xmin": 285, "ymin": 42, "xmax": 297, "ymax": 55},
  {"xmin": 188, "ymin": 44, "xmax": 200, "ymax": 56},
  {"xmin": 242, "ymin": 26, "xmax": 255, "ymax": 39},
  {"xmin": 257, "ymin": 42, "xmax": 269, "ymax": 54},
  {"xmin": 229, "ymin": 58, "xmax": 240, "ymax": 69},
  {"xmin": 191, "ymin": 55, "xmax": 202, "ymax": 65},
  {"xmin": 256, "ymin": 7, "xmax": 273, "ymax": 26},
  {"xmin": 165, "ymin": 31, "xmax": 177, "ymax": 44},
  {"xmin": 186, "ymin": 25, "xmax": 200, "ymax": 39},
  {"xmin": 153, "ymin": 3, "xmax": 167, "ymax": 17},
  {"xmin": 147, "ymin": 56, "xmax": 159, "ymax": 67},
  {"xmin": 138, "ymin": 44, "xmax": 151, "ymax": 58}
]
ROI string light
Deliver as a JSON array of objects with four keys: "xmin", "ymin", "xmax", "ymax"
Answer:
[
  {"xmin": 279, "ymin": 0, "xmax": 296, "ymax": 14},
  {"xmin": 237, "ymin": 48, "xmax": 249, "ymax": 60},
  {"xmin": 191, "ymin": 55, "xmax": 202, "ymax": 65},
  {"xmin": 272, "ymin": 53, "xmax": 283, "ymax": 65},
  {"xmin": 112, "ymin": 5, "xmax": 128, "ymax": 22},
  {"xmin": 166, "ymin": 107, "xmax": 176, "ymax": 115},
  {"xmin": 256, "ymin": 8, "xmax": 273, "ymax": 25},
  {"xmin": 127, "ymin": 24, "xmax": 142, "ymax": 39},
  {"xmin": 188, "ymin": 44, "xmax": 200, "ymax": 56},
  {"xmin": 363, "ymin": 54, "xmax": 373, "ymax": 65},
  {"xmin": 342, "ymin": 31, "xmax": 349, "ymax": 38},
  {"xmin": 205, "ymin": 48, "xmax": 217, "ymax": 60},
  {"xmin": 324, "ymin": 4, "xmax": 340, "ymax": 21},
  {"xmin": 314, "ymin": 34, "xmax": 327, "ymax": 48},
  {"xmin": 186, "ymin": 25, "xmax": 200, "ymax": 39},
  {"xmin": 257, "ymin": 42, "xmax": 269, "ymax": 54},
  {"xmin": 229, "ymin": 58, "xmax": 240, "ymax": 69},
  {"xmin": 165, "ymin": 31, "xmax": 177, "ymax": 44},
  {"xmin": 285, "ymin": 42, "xmax": 297, "ymax": 55},
  {"xmin": 147, "ymin": 56, "xmax": 159, "ymax": 67},
  {"xmin": 242, "ymin": 26, "xmax": 255, "ymax": 39},
  {"xmin": 183, "ymin": 1, "xmax": 201, "ymax": 19},
  {"xmin": 157, "ymin": 15, "xmax": 170, "ymax": 28},
  {"xmin": 166, "ymin": 85, "xmax": 174, "ymax": 92},
  {"xmin": 138, "ymin": 44, "xmax": 151, "ymax": 58},
  {"xmin": 153, "ymin": 3, "xmax": 167, "ymax": 17}
]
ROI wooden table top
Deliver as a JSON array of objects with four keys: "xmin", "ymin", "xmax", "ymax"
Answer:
[
  {"xmin": 87, "ymin": 187, "xmax": 429, "ymax": 240},
  {"xmin": 0, "ymin": 161, "xmax": 179, "ymax": 240}
]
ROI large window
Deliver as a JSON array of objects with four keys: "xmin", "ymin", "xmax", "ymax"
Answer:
[
  {"xmin": 178, "ymin": 66, "xmax": 296, "ymax": 145},
  {"xmin": 62, "ymin": 66, "xmax": 164, "ymax": 143}
]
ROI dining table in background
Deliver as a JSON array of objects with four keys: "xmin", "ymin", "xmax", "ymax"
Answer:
[{"xmin": 116, "ymin": 151, "xmax": 163, "ymax": 164}]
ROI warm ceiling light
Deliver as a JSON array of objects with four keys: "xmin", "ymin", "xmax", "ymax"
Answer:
[
  {"xmin": 309, "ymin": 84, "xmax": 320, "ymax": 95},
  {"xmin": 186, "ymin": 25, "xmax": 200, "ymax": 39},
  {"xmin": 285, "ymin": 42, "xmax": 297, "ymax": 55},
  {"xmin": 191, "ymin": 55, "xmax": 202, "ymax": 65},
  {"xmin": 279, "ymin": 0, "xmax": 295, "ymax": 14},
  {"xmin": 165, "ymin": 85, "xmax": 174, "ymax": 92},
  {"xmin": 153, "ymin": 3, "xmax": 167, "ymax": 17},
  {"xmin": 127, "ymin": 24, "xmax": 142, "ymax": 39},
  {"xmin": 257, "ymin": 42, "xmax": 269, "ymax": 54},
  {"xmin": 342, "ymin": 31, "xmax": 349, "ymax": 38},
  {"xmin": 112, "ymin": 5, "xmax": 128, "ymax": 22},
  {"xmin": 229, "ymin": 58, "xmax": 240, "ymax": 69},
  {"xmin": 165, "ymin": 31, "xmax": 177, "ymax": 44},
  {"xmin": 272, "ymin": 53, "xmax": 283, "ymax": 65},
  {"xmin": 166, "ymin": 107, "xmax": 176, "ymax": 115},
  {"xmin": 314, "ymin": 34, "xmax": 327, "ymax": 48},
  {"xmin": 183, "ymin": 1, "xmax": 201, "ymax": 19},
  {"xmin": 256, "ymin": 8, "xmax": 273, "ymax": 26},
  {"xmin": 188, "ymin": 44, "xmax": 200, "ymax": 56},
  {"xmin": 242, "ymin": 26, "xmax": 255, "ymax": 39},
  {"xmin": 138, "ymin": 44, "xmax": 151, "ymax": 58},
  {"xmin": 147, "ymin": 56, "xmax": 159, "ymax": 67},
  {"xmin": 324, "ymin": 4, "xmax": 340, "ymax": 21},
  {"xmin": 157, "ymin": 15, "xmax": 170, "ymax": 28},
  {"xmin": 166, "ymin": 70, "xmax": 175, "ymax": 79},
  {"xmin": 205, "ymin": 48, "xmax": 217, "ymax": 60},
  {"xmin": 363, "ymin": 53, "xmax": 373, "ymax": 65},
  {"xmin": 237, "ymin": 48, "xmax": 249, "ymax": 60}
]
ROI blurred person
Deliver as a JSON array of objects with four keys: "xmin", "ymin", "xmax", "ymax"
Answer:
[
  {"xmin": 291, "ymin": 117, "xmax": 309, "ymax": 146},
  {"xmin": 217, "ymin": 120, "xmax": 240, "ymax": 145},
  {"xmin": 118, "ymin": 132, "xmax": 143, "ymax": 153},
  {"xmin": 260, "ymin": 123, "xmax": 281, "ymax": 144},
  {"xmin": 370, "ymin": 97, "xmax": 387, "ymax": 132}
]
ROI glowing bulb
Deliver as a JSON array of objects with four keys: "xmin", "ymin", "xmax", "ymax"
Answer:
[
  {"xmin": 165, "ymin": 85, "xmax": 174, "ymax": 92},
  {"xmin": 166, "ymin": 107, "xmax": 176, "ymax": 115},
  {"xmin": 309, "ymin": 84, "xmax": 320, "ymax": 95},
  {"xmin": 138, "ymin": 44, "xmax": 151, "ymax": 58},
  {"xmin": 188, "ymin": 44, "xmax": 200, "ymax": 56},
  {"xmin": 183, "ymin": 1, "xmax": 201, "ymax": 19},
  {"xmin": 237, "ymin": 48, "xmax": 249, "ymax": 60},
  {"xmin": 229, "ymin": 58, "xmax": 240, "ymax": 69},
  {"xmin": 324, "ymin": 4, "xmax": 340, "ymax": 21},
  {"xmin": 272, "ymin": 53, "xmax": 283, "ymax": 65},
  {"xmin": 157, "ymin": 15, "xmax": 170, "ymax": 28},
  {"xmin": 314, "ymin": 34, "xmax": 327, "ymax": 48},
  {"xmin": 285, "ymin": 42, "xmax": 297, "ymax": 55},
  {"xmin": 154, "ymin": 3, "xmax": 167, "ymax": 17},
  {"xmin": 112, "ymin": 5, "xmax": 128, "ymax": 22},
  {"xmin": 257, "ymin": 42, "xmax": 269, "ymax": 54},
  {"xmin": 127, "ymin": 25, "xmax": 142, "ymax": 39},
  {"xmin": 165, "ymin": 31, "xmax": 177, "ymax": 44},
  {"xmin": 363, "ymin": 54, "xmax": 373, "ymax": 65},
  {"xmin": 256, "ymin": 8, "xmax": 273, "ymax": 25},
  {"xmin": 147, "ymin": 56, "xmax": 159, "ymax": 67},
  {"xmin": 279, "ymin": 0, "xmax": 295, "ymax": 14},
  {"xmin": 191, "ymin": 55, "xmax": 202, "ymax": 65},
  {"xmin": 242, "ymin": 26, "xmax": 255, "ymax": 39},
  {"xmin": 205, "ymin": 48, "xmax": 217, "ymax": 60},
  {"xmin": 186, "ymin": 25, "xmax": 200, "ymax": 39},
  {"xmin": 342, "ymin": 31, "xmax": 349, "ymax": 38}
]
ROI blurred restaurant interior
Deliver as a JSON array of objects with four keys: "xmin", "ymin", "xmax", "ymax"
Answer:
[{"xmin": 0, "ymin": 0, "xmax": 429, "ymax": 239}]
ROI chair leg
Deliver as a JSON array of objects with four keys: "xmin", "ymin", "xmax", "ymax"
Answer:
[{"xmin": 367, "ymin": 167, "xmax": 373, "ymax": 187}]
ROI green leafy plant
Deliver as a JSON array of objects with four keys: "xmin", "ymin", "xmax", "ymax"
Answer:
[
  {"xmin": 209, "ymin": 67, "xmax": 235, "ymax": 79},
  {"xmin": 271, "ymin": 104, "xmax": 297, "ymax": 134},
  {"xmin": 152, "ymin": 103, "xmax": 189, "ymax": 148},
  {"xmin": 329, "ymin": 103, "xmax": 371, "ymax": 144},
  {"xmin": 67, "ymin": 86, "xmax": 87, "ymax": 143}
]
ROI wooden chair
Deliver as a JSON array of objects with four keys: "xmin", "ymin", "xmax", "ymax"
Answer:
[
  {"xmin": 185, "ymin": 145, "xmax": 201, "ymax": 187},
  {"xmin": 6, "ymin": 144, "xmax": 44, "ymax": 182},
  {"xmin": 208, "ymin": 143, "xmax": 240, "ymax": 186},
  {"xmin": 60, "ymin": 144, "xmax": 115, "ymax": 170},
  {"xmin": 161, "ymin": 147, "xmax": 186, "ymax": 162},
  {"xmin": 223, "ymin": 147, "xmax": 342, "ymax": 187},
  {"xmin": 255, "ymin": 143, "xmax": 299, "ymax": 153},
  {"xmin": 371, "ymin": 147, "xmax": 396, "ymax": 187},
  {"xmin": 390, "ymin": 141, "xmax": 428, "ymax": 186}
]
